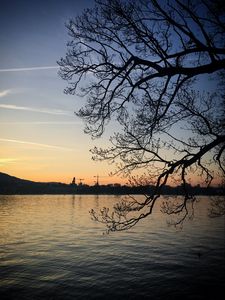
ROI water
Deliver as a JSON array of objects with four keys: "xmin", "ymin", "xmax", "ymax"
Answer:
[{"xmin": 0, "ymin": 195, "xmax": 224, "ymax": 300}]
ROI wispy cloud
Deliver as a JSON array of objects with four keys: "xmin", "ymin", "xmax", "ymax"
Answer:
[
  {"xmin": 0, "ymin": 104, "xmax": 71, "ymax": 116},
  {"xmin": 0, "ymin": 138, "xmax": 73, "ymax": 151},
  {"xmin": 0, "ymin": 89, "xmax": 11, "ymax": 98},
  {"xmin": 0, "ymin": 121, "xmax": 81, "ymax": 125},
  {"xmin": 0, "ymin": 66, "xmax": 59, "ymax": 72},
  {"xmin": 0, "ymin": 158, "xmax": 20, "ymax": 166}
]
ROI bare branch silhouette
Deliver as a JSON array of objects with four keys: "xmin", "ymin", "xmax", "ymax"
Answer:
[{"xmin": 59, "ymin": 0, "xmax": 225, "ymax": 231}]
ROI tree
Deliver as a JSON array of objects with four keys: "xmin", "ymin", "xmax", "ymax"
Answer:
[{"xmin": 58, "ymin": 0, "xmax": 225, "ymax": 231}]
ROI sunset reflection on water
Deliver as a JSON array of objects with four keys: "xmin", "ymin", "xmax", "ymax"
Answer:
[{"xmin": 0, "ymin": 195, "xmax": 224, "ymax": 300}]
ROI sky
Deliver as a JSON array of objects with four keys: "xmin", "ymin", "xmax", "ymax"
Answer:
[
  {"xmin": 0, "ymin": 0, "xmax": 124, "ymax": 185},
  {"xmin": 0, "ymin": 0, "xmax": 221, "ymax": 187}
]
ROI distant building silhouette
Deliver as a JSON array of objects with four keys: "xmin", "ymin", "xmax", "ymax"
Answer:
[
  {"xmin": 71, "ymin": 177, "xmax": 76, "ymax": 185},
  {"xmin": 78, "ymin": 178, "xmax": 84, "ymax": 186}
]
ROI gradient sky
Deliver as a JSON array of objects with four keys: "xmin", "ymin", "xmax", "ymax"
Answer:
[
  {"xmin": 0, "ymin": 0, "xmax": 221, "ymax": 187},
  {"xmin": 0, "ymin": 0, "xmax": 125, "ymax": 185}
]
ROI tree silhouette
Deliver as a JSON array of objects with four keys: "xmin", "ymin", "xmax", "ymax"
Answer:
[{"xmin": 59, "ymin": 0, "xmax": 225, "ymax": 231}]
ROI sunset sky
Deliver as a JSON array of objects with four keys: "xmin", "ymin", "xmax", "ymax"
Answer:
[
  {"xmin": 0, "ymin": 0, "xmax": 221, "ymax": 186},
  {"xmin": 0, "ymin": 0, "xmax": 124, "ymax": 185}
]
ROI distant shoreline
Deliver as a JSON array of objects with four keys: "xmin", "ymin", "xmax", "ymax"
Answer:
[
  {"xmin": 1, "ymin": 183, "xmax": 223, "ymax": 196},
  {"xmin": 0, "ymin": 172, "xmax": 223, "ymax": 196}
]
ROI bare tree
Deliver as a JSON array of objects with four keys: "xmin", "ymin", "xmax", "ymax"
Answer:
[{"xmin": 58, "ymin": 0, "xmax": 225, "ymax": 231}]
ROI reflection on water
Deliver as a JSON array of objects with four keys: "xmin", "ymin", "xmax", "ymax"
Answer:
[{"xmin": 0, "ymin": 195, "xmax": 224, "ymax": 299}]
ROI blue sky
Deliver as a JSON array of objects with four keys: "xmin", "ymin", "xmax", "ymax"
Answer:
[{"xmin": 0, "ymin": 0, "xmax": 122, "ymax": 184}]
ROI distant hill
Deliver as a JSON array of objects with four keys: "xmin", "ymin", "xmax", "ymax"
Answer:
[
  {"xmin": 0, "ymin": 172, "xmax": 74, "ymax": 194},
  {"xmin": 0, "ymin": 172, "xmax": 34, "ymax": 185}
]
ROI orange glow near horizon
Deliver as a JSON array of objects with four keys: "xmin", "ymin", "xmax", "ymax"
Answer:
[
  {"xmin": 1, "ymin": 116, "xmax": 221, "ymax": 188},
  {"xmin": 0, "ymin": 132, "xmax": 222, "ymax": 187},
  {"xmin": 0, "ymin": 140, "xmax": 127, "ymax": 185},
  {"xmin": 0, "ymin": 159, "xmax": 221, "ymax": 188}
]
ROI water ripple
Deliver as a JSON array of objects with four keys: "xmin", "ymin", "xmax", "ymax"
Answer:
[{"xmin": 0, "ymin": 195, "xmax": 224, "ymax": 299}]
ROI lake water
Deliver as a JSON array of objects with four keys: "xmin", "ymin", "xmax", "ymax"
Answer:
[{"xmin": 0, "ymin": 195, "xmax": 224, "ymax": 300}]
